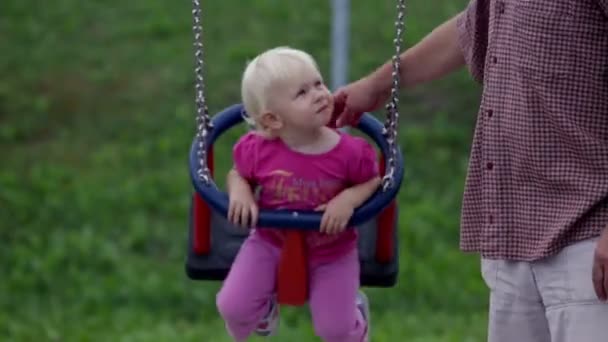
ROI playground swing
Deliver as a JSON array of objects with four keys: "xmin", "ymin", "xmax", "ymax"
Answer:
[{"xmin": 185, "ymin": 0, "xmax": 407, "ymax": 306}]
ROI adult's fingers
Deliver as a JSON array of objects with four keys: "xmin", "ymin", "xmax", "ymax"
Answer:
[
  {"xmin": 604, "ymin": 264, "xmax": 608, "ymax": 302},
  {"xmin": 592, "ymin": 257, "xmax": 607, "ymax": 301},
  {"xmin": 332, "ymin": 91, "xmax": 348, "ymax": 128},
  {"xmin": 333, "ymin": 90, "xmax": 347, "ymax": 112}
]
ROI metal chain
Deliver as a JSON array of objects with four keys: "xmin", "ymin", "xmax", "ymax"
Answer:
[
  {"xmin": 382, "ymin": 0, "xmax": 406, "ymax": 191},
  {"xmin": 192, "ymin": 0, "xmax": 213, "ymax": 184}
]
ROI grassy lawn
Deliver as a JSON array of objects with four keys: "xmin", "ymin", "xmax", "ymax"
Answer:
[{"xmin": 1, "ymin": 0, "xmax": 487, "ymax": 341}]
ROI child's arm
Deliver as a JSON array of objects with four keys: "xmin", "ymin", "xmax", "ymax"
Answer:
[
  {"xmin": 226, "ymin": 168, "xmax": 252, "ymax": 194},
  {"xmin": 316, "ymin": 176, "xmax": 382, "ymax": 234},
  {"xmin": 335, "ymin": 176, "xmax": 382, "ymax": 209},
  {"xmin": 228, "ymin": 133, "xmax": 260, "ymax": 228},
  {"xmin": 227, "ymin": 168, "xmax": 259, "ymax": 228}
]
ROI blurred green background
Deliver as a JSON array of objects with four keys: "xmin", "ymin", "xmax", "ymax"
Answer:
[{"xmin": 1, "ymin": 0, "xmax": 487, "ymax": 341}]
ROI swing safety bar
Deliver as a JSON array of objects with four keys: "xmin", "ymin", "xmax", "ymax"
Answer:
[{"xmin": 188, "ymin": 104, "xmax": 405, "ymax": 230}]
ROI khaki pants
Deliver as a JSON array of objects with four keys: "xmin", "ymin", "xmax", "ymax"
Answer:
[{"xmin": 482, "ymin": 238, "xmax": 608, "ymax": 342}]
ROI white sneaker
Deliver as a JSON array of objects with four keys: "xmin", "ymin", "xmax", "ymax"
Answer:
[
  {"xmin": 254, "ymin": 296, "xmax": 279, "ymax": 337},
  {"xmin": 356, "ymin": 290, "xmax": 371, "ymax": 340}
]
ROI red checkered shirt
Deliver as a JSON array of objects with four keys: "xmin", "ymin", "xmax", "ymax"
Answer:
[{"xmin": 456, "ymin": 0, "xmax": 608, "ymax": 261}]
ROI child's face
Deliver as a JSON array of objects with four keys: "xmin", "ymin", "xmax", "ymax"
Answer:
[{"xmin": 267, "ymin": 64, "xmax": 333, "ymax": 133}]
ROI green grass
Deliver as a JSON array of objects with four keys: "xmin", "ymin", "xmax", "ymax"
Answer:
[{"xmin": 1, "ymin": 0, "xmax": 486, "ymax": 341}]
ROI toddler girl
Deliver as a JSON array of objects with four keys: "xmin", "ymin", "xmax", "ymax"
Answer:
[{"xmin": 216, "ymin": 46, "xmax": 381, "ymax": 342}]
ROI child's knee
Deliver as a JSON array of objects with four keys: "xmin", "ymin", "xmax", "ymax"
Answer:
[{"xmin": 216, "ymin": 289, "xmax": 248, "ymax": 322}]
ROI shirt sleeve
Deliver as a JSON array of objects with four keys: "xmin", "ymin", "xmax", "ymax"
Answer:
[
  {"xmin": 348, "ymin": 137, "xmax": 380, "ymax": 185},
  {"xmin": 232, "ymin": 132, "xmax": 258, "ymax": 182},
  {"xmin": 456, "ymin": 0, "xmax": 491, "ymax": 84}
]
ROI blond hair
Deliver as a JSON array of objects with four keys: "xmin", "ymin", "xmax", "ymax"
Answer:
[{"xmin": 241, "ymin": 46, "xmax": 320, "ymax": 131}]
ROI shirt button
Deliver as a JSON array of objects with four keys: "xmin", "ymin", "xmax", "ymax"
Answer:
[
  {"xmin": 487, "ymin": 162, "xmax": 494, "ymax": 170},
  {"xmin": 497, "ymin": 2, "xmax": 505, "ymax": 14}
]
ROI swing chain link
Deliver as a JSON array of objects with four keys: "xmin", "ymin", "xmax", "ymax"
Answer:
[
  {"xmin": 382, "ymin": 0, "xmax": 406, "ymax": 191},
  {"xmin": 193, "ymin": 0, "xmax": 213, "ymax": 184}
]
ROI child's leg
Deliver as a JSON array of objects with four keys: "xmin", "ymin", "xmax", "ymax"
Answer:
[
  {"xmin": 309, "ymin": 249, "xmax": 368, "ymax": 342},
  {"xmin": 216, "ymin": 233, "xmax": 280, "ymax": 341}
]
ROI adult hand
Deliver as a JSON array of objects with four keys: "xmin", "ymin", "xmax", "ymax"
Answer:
[
  {"xmin": 592, "ymin": 228, "xmax": 608, "ymax": 301},
  {"xmin": 332, "ymin": 75, "xmax": 391, "ymax": 128}
]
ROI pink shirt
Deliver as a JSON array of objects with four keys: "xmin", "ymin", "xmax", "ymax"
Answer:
[{"xmin": 233, "ymin": 130, "xmax": 380, "ymax": 262}]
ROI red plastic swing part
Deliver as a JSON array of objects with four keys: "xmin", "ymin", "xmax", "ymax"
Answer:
[
  {"xmin": 277, "ymin": 230, "xmax": 308, "ymax": 306},
  {"xmin": 376, "ymin": 154, "xmax": 396, "ymax": 263},
  {"xmin": 193, "ymin": 147, "xmax": 214, "ymax": 255}
]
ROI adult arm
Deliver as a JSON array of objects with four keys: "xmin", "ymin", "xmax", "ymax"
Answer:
[{"xmin": 334, "ymin": 0, "xmax": 490, "ymax": 126}]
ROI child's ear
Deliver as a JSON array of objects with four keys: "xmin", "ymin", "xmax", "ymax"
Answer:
[{"xmin": 261, "ymin": 111, "xmax": 282, "ymax": 131}]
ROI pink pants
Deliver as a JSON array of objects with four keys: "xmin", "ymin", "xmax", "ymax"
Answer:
[{"xmin": 216, "ymin": 233, "xmax": 367, "ymax": 342}]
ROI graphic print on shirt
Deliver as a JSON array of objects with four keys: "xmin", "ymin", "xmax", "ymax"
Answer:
[{"xmin": 264, "ymin": 169, "xmax": 342, "ymax": 207}]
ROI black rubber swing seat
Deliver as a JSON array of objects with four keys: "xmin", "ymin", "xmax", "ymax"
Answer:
[{"xmin": 185, "ymin": 104, "xmax": 405, "ymax": 287}]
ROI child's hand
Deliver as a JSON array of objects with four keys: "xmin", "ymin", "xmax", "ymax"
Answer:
[
  {"xmin": 315, "ymin": 197, "xmax": 355, "ymax": 234},
  {"xmin": 228, "ymin": 184, "xmax": 258, "ymax": 228}
]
